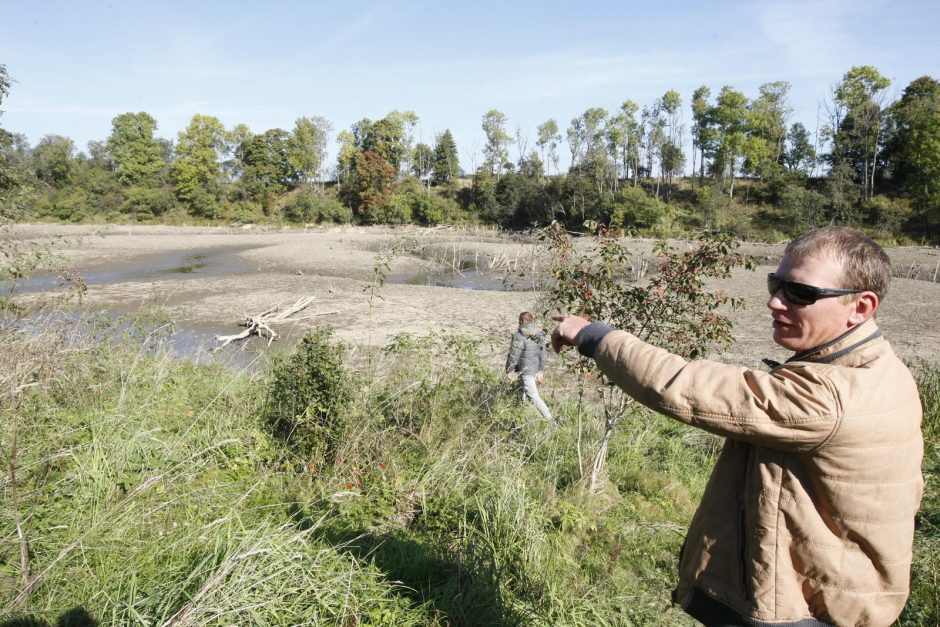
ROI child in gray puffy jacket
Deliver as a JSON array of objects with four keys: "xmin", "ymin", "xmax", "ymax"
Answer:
[{"xmin": 505, "ymin": 312, "xmax": 552, "ymax": 421}]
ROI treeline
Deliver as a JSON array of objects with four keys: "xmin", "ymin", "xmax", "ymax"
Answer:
[{"xmin": 1, "ymin": 63, "xmax": 938, "ymax": 241}]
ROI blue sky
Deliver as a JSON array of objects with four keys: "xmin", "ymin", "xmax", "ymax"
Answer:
[{"xmin": 2, "ymin": 0, "xmax": 938, "ymax": 172}]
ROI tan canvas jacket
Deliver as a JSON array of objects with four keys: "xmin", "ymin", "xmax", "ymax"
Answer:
[{"xmin": 593, "ymin": 319, "xmax": 923, "ymax": 626}]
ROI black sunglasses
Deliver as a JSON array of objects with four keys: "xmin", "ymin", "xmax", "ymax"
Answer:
[{"xmin": 767, "ymin": 273, "xmax": 864, "ymax": 306}]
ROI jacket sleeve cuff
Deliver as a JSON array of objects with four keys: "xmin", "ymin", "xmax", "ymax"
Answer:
[{"xmin": 577, "ymin": 322, "xmax": 614, "ymax": 358}]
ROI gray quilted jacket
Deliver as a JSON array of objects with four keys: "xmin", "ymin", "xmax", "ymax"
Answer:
[{"xmin": 505, "ymin": 323, "xmax": 547, "ymax": 376}]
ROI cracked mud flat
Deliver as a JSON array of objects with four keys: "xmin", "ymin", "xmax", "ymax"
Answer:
[{"xmin": 7, "ymin": 223, "xmax": 940, "ymax": 370}]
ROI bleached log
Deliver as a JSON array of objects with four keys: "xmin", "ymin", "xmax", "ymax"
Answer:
[{"xmin": 214, "ymin": 296, "xmax": 336, "ymax": 349}]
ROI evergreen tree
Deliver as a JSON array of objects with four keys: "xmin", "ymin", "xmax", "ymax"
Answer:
[{"xmin": 432, "ymin": 130, "xmax": 459, "ymax": 185}]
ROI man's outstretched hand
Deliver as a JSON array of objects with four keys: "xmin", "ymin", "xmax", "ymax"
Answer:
[{"xmin": 551, "ymin": 315, "xmax": 591, "ymax": 353}]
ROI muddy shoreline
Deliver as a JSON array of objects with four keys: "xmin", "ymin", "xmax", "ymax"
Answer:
[{"xmin": 6, "ymin": 223, "xmax": 940, "ymax": 369}]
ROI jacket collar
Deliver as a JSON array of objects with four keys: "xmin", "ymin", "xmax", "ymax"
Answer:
[
  {"xmin": 786, "ymin": 318, "xmax": 883, "ymax": 365},
  {"xmin": 519, "ymin": 323, "xmax": 544, "ymax": 338}
]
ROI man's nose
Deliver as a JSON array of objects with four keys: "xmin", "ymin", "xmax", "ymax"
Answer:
[{"xmin": 767, "ymin": 289, "xmax": 787, "ymax": 310}]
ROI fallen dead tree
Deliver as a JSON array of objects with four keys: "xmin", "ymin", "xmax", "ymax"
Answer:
[{"xmin": 215, "ymin": 296, "xmax": 336, "ymax": 349}]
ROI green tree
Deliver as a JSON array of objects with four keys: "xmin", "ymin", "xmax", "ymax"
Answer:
[
  {"xmin": 288, "ymin": 116, "xmax": 332, "ymax": 187},
  {"xmin": 469, "ymin": 170, "xmax": 500, "ymax": 221},
  {"xmin": 32, "ymin": 134, "xmax": 75, "ymax": 187},
  {"xmin": 171, "ymin": 114, "xmax": 226, "ymax": 209},
  {"xmin": 355, "ymin": 111, "xmax": 419, "ymax": 175},
  {"xmin": 1, "ymin": 65, "xmax": 34, "ymax": 220},
  {"xmin": 567, "ymin": 107, "xmax": 609, "ymax": 170},
  {"xmin": 432, "ymin": 130, "xmax": 459, "ymax": 185},
  {"xmin": 691, "ymin": 86, "xmax": 716, "ymax": 186},
  {"xmin": 887, "ymin": 75, "xmax": 940, "ymax": 214},
  {"xmin": 745, "ymin": 81, "xmax": 792, "ymax": 180},
  {"xmin": 336, "ymin": 129, "xmax": 360, "ymax": 190},
  {"xmin": 568, "ymin": 107, "xmax": 612, "ymax": 195},
  {"xmin": 655, "ymin": 90, "xmax": 683, "ymax": 195},
  {"xmin": 352, "ymin": 150, "xmax": 399, "ymax": 221},
  {"xmin": 239, "ymin": 129, "xmax": 292, "ymax": 211},
  {"xmin": 224, "ymin": 123, "xmax": 253, "ymax": 182},
  {"xmin": 712, "ymin": 86, "xmax": 749, "ymax": 197},
  {"xmin": 481, "ymin": 109, "xmax": 513, "ymax": 177},
  {"xmin": 606, "ymin": 102, "xmax": 640, "ymax": 187},
  {"xmin": 106, "ymin": 112, "xmax": 166, "ymax": 186},
  {"xmin": 784, "ymin": 122, "xmax": 816, "ymax": 174},
  {"xmin": 536, "ymin": 119, "xmax": 561, "ymax": 176},
  {"xmin": 827, "ymin": 66, "xmax": 891, "ymax": 200},
  {"xmin": 0, "ymin": 64, "xmax": 9, "ymax": 106},
  {"xmin": 411, "ymin": 142, "xmax": 434, "ymax": 189},
  {"xmin": 518, "ymin": 150, "xmax": 544, "ymax": 179}
]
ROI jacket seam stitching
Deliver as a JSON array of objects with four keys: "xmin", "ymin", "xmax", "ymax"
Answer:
[
  {"xmin": 803, "ymin": 474, "xmax": 922, "ymax": 483},
  {"xmin": 793, "ymin": 570, "xmax": 910, "ymax": 594},
  {"xmin": 779, "ymin": 530, "xmax": 912, "ymax": 557},
  {"xmin": 773, "ymin": 454, "xmax": 785, "ymax": 615},
  {"xmin": 661, "ymin": 406, "xmax": 836, "ymax": 426},
  {"xmin": 809, "ymin": 372, "xmax": 841, "ymax": 452}
]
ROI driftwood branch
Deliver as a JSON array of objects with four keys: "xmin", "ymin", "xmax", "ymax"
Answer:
[{"xmin": 214, "ymin": 296, "xmax": 336, "ymax": 349}]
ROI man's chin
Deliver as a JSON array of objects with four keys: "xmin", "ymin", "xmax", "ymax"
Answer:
[{"xmin": 772, "ymin": 330, "xmax": 801, "ymax": 351}]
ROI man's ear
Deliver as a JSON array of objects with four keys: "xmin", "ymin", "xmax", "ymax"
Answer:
[{"xmin": 849, "ymin": 292, "xmax": 879, "ymax": 325}]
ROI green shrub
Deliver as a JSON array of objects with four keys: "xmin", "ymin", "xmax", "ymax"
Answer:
[
  {"xmin": 863, "ymin": 194, "xmax": 913, "ymax": 237},
  {"xmin": 52, "ymin": 188, "xmax": 94, "ymax": 221},
  {"xmin": 265, "ymin": 327, "xmax": 353, "ymax": 459},
  {"xmin": 181, "ymin": 185, "xmax": 220, "ymax": 218},
  {"xmin": 219, "ymin": 199, "xmax": 262, "ymax": 223},
  {"xmin": 120, "ymin": 185, "xmax": 176, "ymax": 220},
  {"xmin": 281, "ymin": 188, "xmax": 353, "ymax": 224},
  {"xmin": 409, "ymin": 192, "xmax": 454, "ymax": 225},
  {"xmin": 362, "ymin": 194, "xmax": 412, "ymax": 224},
  {"xmin": 610, "ymin": 187, "xmax": 672, "ymax": 229}
]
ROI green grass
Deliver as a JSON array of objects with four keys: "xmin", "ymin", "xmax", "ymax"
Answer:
[
  {"xmin": 902, "ymin": 360, "xmax": 940, "ymax": 625},
  {"xmin": 1, "ymin": 316, "xmax": 938, "ymax": 625}
]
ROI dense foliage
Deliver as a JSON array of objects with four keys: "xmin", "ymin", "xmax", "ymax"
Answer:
[{"xmin": 1, "ymin": 64, "xmax": 938, "ymax": 242}]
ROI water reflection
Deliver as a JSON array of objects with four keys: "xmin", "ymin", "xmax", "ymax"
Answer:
[{"xmin": 13, "ymin": 246, "xmax": 258, "ymax": 293}]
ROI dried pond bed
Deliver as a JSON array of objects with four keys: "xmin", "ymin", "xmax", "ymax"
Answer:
[{"xmin": 6, "ymin": 224, "xmax": 940, "ymax": 368}]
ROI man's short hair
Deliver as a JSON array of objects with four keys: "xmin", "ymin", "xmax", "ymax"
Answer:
[
  {"xmin": 519, "ymin": 311, "xmax": 534, "ymax": 324},
  {"xmin": 784, "ymin": 226, "xmax": 892, "ymax": 299}
]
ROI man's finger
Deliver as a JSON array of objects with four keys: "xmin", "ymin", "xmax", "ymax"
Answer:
[{"xmin": 551, "ymin": 330, "xmax": 566, "ymax": 353}]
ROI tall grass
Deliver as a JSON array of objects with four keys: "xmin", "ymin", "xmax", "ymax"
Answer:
[
  {"xmin": 0, "ymin": 317, "xmax": 435, "ymax": 625},
  {"xmin": 2, "ymin": 314, "xmax": 938, "ymax": 625},
  {"xmin": 902, "ymin": 360, "xmax": 940, "ymax": 626}
]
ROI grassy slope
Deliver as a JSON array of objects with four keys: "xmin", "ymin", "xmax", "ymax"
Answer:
[{"xmin": 1, "ymin": 318, "xmax": 937, "ymax": 626}]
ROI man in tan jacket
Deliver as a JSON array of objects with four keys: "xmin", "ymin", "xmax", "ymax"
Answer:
[{"xmin": 552, "ymin": 227, "xmax": 923, "ymax": 626}]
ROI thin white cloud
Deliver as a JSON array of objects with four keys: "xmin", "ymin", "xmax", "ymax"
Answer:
[
  {"xmin": 753, "ymin": 0, "xmax": 889, "ymax": 77},
  {"xmin": 304, "ymin": 0, "xmax": 404, "ymax": 59}
]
